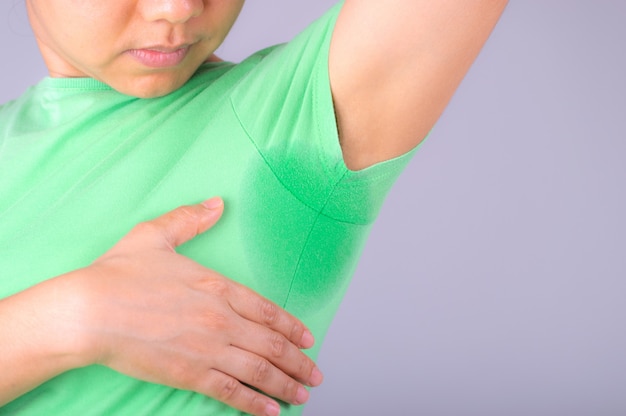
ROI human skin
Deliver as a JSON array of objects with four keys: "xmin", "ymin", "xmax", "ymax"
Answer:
[
  {"xmin": 3, "ymin": 0, "xmax": 508, "ymax": 415},
  {"xmin": 26, "ymin": 0, "xmax": 245, "ymax": 98},
  {"xmin": 329, "ymin": 0, "xmax": 509, "ymax": 170},
  {"xmin": 28, "ymin": 0, "xmax": 509, "ymax": 167},
  {"xmin": 5, "ymin": 2, "xmax": 325, "ymax": 414},
  {"xmin": 0, "ymin": 199, "xmax": 322, "ymax": 416}
]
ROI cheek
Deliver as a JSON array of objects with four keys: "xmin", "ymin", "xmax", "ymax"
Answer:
[
  {"xmin": 209, "ymin": 0, "xmax": 245, "ymax": 38},
  {"xmin": 34, "ymin": 2, "xmax": 131, "ymax": 57},
  {"xmin": 68, "ymin": 8, "xmax": 130, "ymax": 48}
]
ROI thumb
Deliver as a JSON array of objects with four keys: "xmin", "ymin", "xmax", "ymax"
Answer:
[{"xmin": 148, "ymin": 197, "xmax": 224, "ymax": 249}]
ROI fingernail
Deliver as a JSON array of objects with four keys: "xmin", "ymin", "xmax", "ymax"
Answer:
[
  {"xmin": 309, "ymin": 367, "xmax": 324, "ymax": 386},
  {"xmin": 202, "ymin": 197, "xmax": 223, "ymax": 210},
  {"xmin": 294, "ymin": 386, "xmax": 309, "ymax": 405},
  {"xmin": 265, "ymin": 402, "xmax": 281, "ymax": 416},
  {"xmin": 300, "ymin": 330, "xmax": 314, "ymax": 348}
]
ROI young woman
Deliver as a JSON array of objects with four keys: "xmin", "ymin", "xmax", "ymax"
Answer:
[{"xmin": 0, "ymin": 1, "xmax": 507, "ymax": 415}]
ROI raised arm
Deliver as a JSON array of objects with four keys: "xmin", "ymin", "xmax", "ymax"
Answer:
[{"xmin": 329, "ymin": 0, "xmax": 508, "ymax": 170}]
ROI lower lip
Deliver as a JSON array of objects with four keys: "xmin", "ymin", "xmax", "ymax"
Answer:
[{"xmin": 127, "ymin": 47, "xmax": 190, "ymax": 68}]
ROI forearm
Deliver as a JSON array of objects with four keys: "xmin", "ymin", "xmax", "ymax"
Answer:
[
  {"xmin": 0, "ymin": 272, "xmax": 91, "ymax": 405},
  {"xmin": 0, "ymin": 201, "xmax": 321, "ymax": 415}
]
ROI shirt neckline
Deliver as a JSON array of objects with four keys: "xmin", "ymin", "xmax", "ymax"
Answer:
[{"xmin": 39, "ymin": 76, "xmax": 113, "ymax": 91}]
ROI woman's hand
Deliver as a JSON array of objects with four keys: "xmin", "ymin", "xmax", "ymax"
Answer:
[{"xmin": 0, "ymin": 198, "xmax": 322, "ymax": 416}]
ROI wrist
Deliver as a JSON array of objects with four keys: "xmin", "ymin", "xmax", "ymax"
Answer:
[
  {"xmin": 0, "ymin": 271, "xmax": 96, "ymax": 404},
  {"xmin": 22, "ymin": 270, "xmax": 99, "ymax": 370}
]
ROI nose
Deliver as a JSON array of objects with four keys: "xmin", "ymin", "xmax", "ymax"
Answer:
[{"xmin": 139, "ymin": 0, "xmax": 204, "ymax": 24}]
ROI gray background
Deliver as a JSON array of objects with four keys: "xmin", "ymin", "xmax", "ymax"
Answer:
[{"xmin": 2, "ymin": 1, "xmax": 625, "ymax": 415}]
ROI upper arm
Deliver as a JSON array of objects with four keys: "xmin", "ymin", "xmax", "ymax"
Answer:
[{"xmin": 329, "ymin": 0, "xmax": 508, "ymax": 170}]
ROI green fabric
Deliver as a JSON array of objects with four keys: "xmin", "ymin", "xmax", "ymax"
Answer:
[{"xmin": 0, "ymin": 3, "xmax": 419, "ymax": 415}]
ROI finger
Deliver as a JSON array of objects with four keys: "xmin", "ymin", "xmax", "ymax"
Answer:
[
  {"xmin": 136, "ymin": 197, "xmax": 224, "ymax": 249},
  {"xmin": 198, "ymin": 369, "xmax": 282, "ymax": 416},
  {"xmin": 228, "ymin": 283, "xmax": 316, "ymax": 350},
  {"xmin": 233, "ymin": 321, "xmax": 322, "ymax": 387},
  {"xmin": 218, "ymin": 346, "xmax": 311, "ymax": 406}
]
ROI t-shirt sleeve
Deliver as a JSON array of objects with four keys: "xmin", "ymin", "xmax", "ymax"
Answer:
[{"xmin": 229, "ymin": 2, "xmax": 422, "ymax": 225}]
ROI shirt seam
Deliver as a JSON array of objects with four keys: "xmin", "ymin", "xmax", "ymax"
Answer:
[
  {"xmin": 281, "ymin": 168, "xmax": 351, "ymax": 308},
  {"xmin": 229, "ymin": 95, "xmax": 340, "ymax": 213}
]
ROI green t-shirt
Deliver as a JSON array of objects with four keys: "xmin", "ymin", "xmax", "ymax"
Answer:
[{"xmin": 0, "ymin": 4, "xmax": 418, "ymax": 415}]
